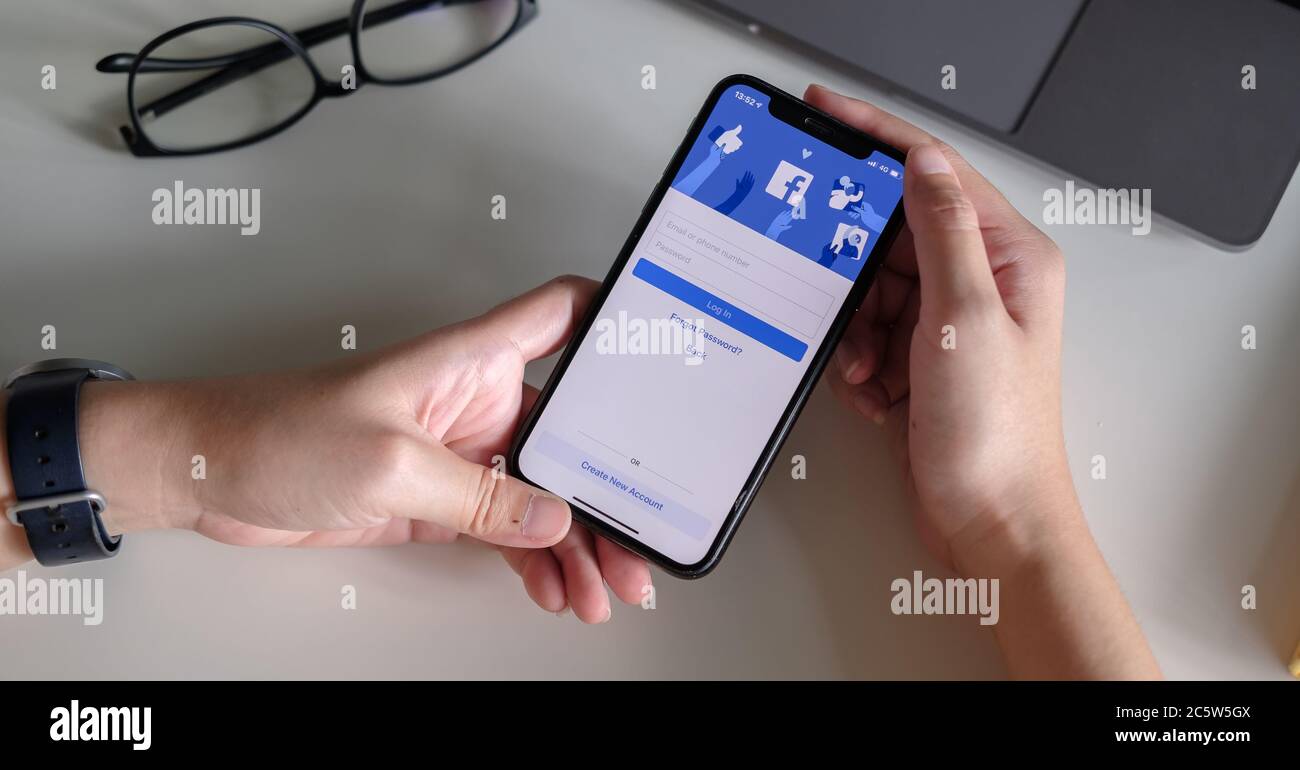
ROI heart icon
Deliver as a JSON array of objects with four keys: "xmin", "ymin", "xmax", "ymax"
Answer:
[{"xmin": 801, "ymin": 148, "xmax": 812, "ymax": 159}]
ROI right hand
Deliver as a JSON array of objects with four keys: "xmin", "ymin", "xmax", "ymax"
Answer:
[
  {"xmin": 808, "ymin": 86, "xmax": 1075, "ymax": 575},
  {"xmin": 50, "ymin": 277, "xmax": 650, "ymax": 624}
]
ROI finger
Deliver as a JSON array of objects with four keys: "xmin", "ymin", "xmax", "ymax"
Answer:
[
  {"xmin": 875, "ymin": 288, "xmax": 918, "ymax": 404},
  {"xmin": 550, "ymin": 525, "xmax": 612, "ymax": 624},
  {"xmin": 402, "ymin": 439, "xmax": 572, "ymax": 548},
  {"xmin": 442, "ymin": 383, "xmax": 540, "ymax": 465},
  {"xmin": 410, "ymin": 520, "xmax": 459, "ymax": 544},
  {"xmin": 987, "ymin": 234, "xmax": 1067, "ymax": 334},
  {"xmin": 903, "ymin": 145, "xmax": 1002, "ymax": 315},
  {"xmin": 804, "ymin": 84, "xmax": 933, "ymax": 152},
  {"xmin": 804, "ymin": 85, "xmax": 1032, "ymax": 235},
  {"xmin": 471, "ymin": 274, "xmax": 599, "ymax": 362},
  {"xmin": 834, "ymin": 289, "xmax": 878, "ymax": 385},
  {"xmin": 500, "ymin": 546, "xmax": 568, "ymax": 614},
  {"xmin": 875, "ymin": 261, "xmax": 917, "ymax": 325},
  {"xmin": 806, "ymin": 85, "xmax": 1063, "ymax": 334},
  {"xmin": 835, "ymin": 263, "xmax": 919, "ymax": 386},
  {"xmin": 194, "ymin": 517, "xmax": 454, "ymax": 549},
  {"xmin": 880, "ymin": 225, "xmax": 919, "ymax": 282},
  {"xmin": 830, "ymin": 277, "xmax": 917, "ymax": 419},
  {"xmin": 594, "ymin": 536, "xmax": 651, "ymax": 605},
  {"xmin": 826, "ymin": 372, "xmax": 892, "ymax": 426}
]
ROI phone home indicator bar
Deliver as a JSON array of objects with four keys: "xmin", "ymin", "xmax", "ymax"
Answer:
[{"xmin": 534, "ymin": 430, "xmax": 710, "ymax": 540}]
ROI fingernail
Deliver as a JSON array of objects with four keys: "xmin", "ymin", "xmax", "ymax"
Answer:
[
  {"xmin": 521, "ymin": 495, "xmax": 569, "ymax": 541},
  {"xmin": 602, "ymin": 606, "xmax": 612, "ymax": 624},
  {"xmin": 910, "ymin": 144, "xmax": 952, "ymax": 176},
  {"xmin": 834, "ymin": 340, "xmax": 861, "ymax": 383},
  {"xmin": 853, "ymin": 392, "xmax": 885, "ymax": 426},
  {"xmin": 555, "ymin": 606, "xmax": 570, "ymax": 618}
]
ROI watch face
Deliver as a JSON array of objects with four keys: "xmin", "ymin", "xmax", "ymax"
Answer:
[{"xmin": 3, "ymin": 358, "xmax": 135, "ymax": 388}]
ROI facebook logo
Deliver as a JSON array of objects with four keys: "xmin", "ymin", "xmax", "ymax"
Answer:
[{"xmin": 764, "ymin": 160, "xmax": 814, "ymax": 207}]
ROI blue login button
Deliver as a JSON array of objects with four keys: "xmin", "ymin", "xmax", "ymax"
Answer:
[{"xmin": 631, "ymin": 258, "xmax": 809, "ymax": 362}]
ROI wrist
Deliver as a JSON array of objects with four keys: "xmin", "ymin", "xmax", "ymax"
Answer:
[
  {"xmin": 77, "ymin": 380, "xmax": 203, "ymax": 535},
  {"xmin": 945, "ymin": 461, "xmax": 1161, "ymax": 679},
  {"xmin": 0, "ymin": 393, "xmax": 34, "ymax": 568},
  {"xmin": 947, "ymin": 465, "xmax": 1090, "ymax": 580},
  {"xmin": 1, "ymin": 380, "xmax": 198, "ymax": 569}
]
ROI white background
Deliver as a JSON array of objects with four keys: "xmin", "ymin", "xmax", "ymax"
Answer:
[{"xmin": 1, "ymin": 0, "xmax": 1297, "ymax": 679}]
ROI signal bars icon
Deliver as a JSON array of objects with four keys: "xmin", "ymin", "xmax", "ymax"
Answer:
[{"xmin": 867, "ymin": 159, "xmax": 902, "ymax": 179}]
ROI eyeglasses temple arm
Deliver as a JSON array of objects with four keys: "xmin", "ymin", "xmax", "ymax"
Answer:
[
  {"xmin": 94, "ymin": 0, "xmax": 464, "ymax": 74},
  {"xmin": 99, "ymin": 1, "xmax": 492, "ymax": 121}
]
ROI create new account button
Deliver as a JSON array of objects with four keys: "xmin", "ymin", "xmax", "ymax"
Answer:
[{"xmin": 533, "ymin": 431, "xmax": 711, "ymax": 540}]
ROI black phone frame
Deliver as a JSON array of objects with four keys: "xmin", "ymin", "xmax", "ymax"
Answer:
[{"xmin": 508, "ymin": 74, "xmax": 908, "ymax": 578}]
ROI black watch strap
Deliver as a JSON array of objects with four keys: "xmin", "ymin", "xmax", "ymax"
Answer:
[{"xmin": 6, "ymin": 369, "xmax": 121, "ymax": 565}]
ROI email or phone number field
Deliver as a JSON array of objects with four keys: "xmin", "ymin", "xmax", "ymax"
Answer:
[{"xmin": 648, "ymin": 214, "xmax": 833, "ymax": 339}]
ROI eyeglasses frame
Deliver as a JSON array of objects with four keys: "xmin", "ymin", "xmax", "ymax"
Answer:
[{"xmin": 96, "ymin": 0, "xmax": 538, "ymax": 157}]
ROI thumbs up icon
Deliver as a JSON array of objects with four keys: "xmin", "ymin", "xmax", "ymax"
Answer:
[{"xmin": 713, "ymin": 124, "xmax": 744, "ymax": 154}]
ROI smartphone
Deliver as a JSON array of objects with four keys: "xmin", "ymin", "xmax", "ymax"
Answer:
[{"xmin": 509, "ymin": 75, "xmax": 907, "ymax": 577}]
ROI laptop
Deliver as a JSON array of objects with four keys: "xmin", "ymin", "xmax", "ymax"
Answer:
[{"xmin": 690, "ymin": 0, "xmax": 1300, "ymax": 248}]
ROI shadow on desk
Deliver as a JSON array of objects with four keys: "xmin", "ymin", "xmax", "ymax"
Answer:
[
  {"xmin": 743, "ymin": 385, "xmax": 1007, "ymax": 679},
  {"xmin": 1254, "ymin": 471, "xmax": 1300, "ymax": 674}
]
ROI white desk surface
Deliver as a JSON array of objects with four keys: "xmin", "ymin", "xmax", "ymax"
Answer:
[{"xmin": 2, "ymin": 0, "xmax": 1297, "ymax": 680}]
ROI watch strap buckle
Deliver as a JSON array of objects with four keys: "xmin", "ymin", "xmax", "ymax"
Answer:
[{"xmin": 6, "ymin": 490, "xmax": 107, "ymax": 527}]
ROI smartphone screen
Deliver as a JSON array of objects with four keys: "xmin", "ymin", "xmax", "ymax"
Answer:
[{"xmin": 513, "ymin": 76, "xmax": 905, "ymax": 575}]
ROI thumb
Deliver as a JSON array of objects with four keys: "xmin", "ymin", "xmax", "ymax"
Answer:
[
  {"xmin": 403, "ymin": 441, "xmax": 572, "ymax": 548},
  {"xmin": 903, "ymin": 144, "xmax": 1000, "ymax": 314}
]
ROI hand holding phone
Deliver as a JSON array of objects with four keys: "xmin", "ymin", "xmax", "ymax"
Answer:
[
  {"xmin": 802, "ymin": 85, "xmax": 1159, "ymax": 679},
  {"xmin": 510, "ymin": 76, "xmax": 907, "ymax": 576}
]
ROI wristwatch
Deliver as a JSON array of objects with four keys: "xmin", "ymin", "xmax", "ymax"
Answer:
[{"xmin": 4, "ymin": 358, "xmax": 134, "ymax": 566}]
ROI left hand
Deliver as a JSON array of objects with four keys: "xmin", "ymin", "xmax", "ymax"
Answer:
[{"xmin": 1, "ymin": 276, "xmax": 650, "ymax": 623}]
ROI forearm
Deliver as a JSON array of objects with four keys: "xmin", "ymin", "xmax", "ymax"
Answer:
[
  {"xmin": 677, "ymin": 150, "xmax": 722, "ymax": 195},
  {"xmin": 0, "ymin": 393, "xmax": 33, "ymax": 569},
  {"xmin": 953, "ymin": 489, "xmax": 1161, "ymax": 680},
  {"xmin": 0, "ymin": 382, "xmax": 196, "ymax": 571}
]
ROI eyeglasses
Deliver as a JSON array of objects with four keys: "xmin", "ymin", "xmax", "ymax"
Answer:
[{"xmin": 96, "ymin": 0, "xmax": 537, "ymax": 157}]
